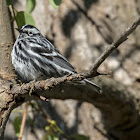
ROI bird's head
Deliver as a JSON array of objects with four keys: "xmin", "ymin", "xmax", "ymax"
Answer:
[{"xmin": 16, "ymin": 25, "xmax": 41, "ymax": 38}]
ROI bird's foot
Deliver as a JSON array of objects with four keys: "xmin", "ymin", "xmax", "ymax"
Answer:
[
  {"xmin": 45, "ymin": 84, "xmax": 53, "ymax": 90},
  {"xmin": 29, "ymin": 80, "xmax": 36, "ymax": 96},
  {"xmin": 45, "ymin": 77, "xmax": 58, "ymax": 90},
  {"xmin": 19, "ymin": 83, "xmax": 25, "ymax": 93}
]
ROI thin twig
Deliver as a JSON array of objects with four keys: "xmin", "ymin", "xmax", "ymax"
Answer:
[
  {"xmin": 34, "ymin": 94, "xmax": 49, "ymax": 102},
  {"xmin": 84, "ymin": 16, "xmax": 140, "ymax": 78},
  {"xmin": 35, "ymin": 101, "xmax": 51, "ymax": 123},
  {"xmin": 18, "ymin": 103, "xmax": 28, "ymax": 140},
  {"xmin": 96, "ymin": 71, "xmax": 112, "ymax": 76}
]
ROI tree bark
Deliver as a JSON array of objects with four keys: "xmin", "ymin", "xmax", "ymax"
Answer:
[{"xmin": 0, "ymin": 0, "xmax": 15, "ymax": 139}]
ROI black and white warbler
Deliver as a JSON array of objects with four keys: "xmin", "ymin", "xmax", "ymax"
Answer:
[{"xmin": 11, "ymin": 25, "xmax": 100, "ymax": 93}]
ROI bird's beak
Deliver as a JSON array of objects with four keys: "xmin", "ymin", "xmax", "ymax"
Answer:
[{"xmin": 15, "ymin": 28, "xmax": 21, "ymax": 32}]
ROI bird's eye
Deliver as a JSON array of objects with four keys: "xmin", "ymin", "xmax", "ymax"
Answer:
[{"xmin": 28, "ymin": 32, "xmax": 33, "ymax": 36}]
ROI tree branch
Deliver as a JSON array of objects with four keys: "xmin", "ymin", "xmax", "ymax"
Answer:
[
  {"xmin": 11, "ymin": 16, "xmax": 140, "ymax": 95},
  {"xmin": 7, "ymin": 16, "xmax": 139, "ymax": 111},
  {"xmin": 85, "ymin": 16, "xmax": 140, "ymax": 77}
]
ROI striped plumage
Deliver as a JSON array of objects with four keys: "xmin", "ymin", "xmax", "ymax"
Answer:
[{"xmin": 11, "ymin": 25, "xmax": 100, "ymax": 93}]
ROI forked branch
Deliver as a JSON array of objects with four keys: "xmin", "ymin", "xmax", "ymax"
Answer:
[{"xmin": 11, "ymin": 16, "xmax": 140, "ymax": 95}]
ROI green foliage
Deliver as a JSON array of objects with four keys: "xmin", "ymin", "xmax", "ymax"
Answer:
[
  {"xmin": 7, "ymin": 0, "xmax": 63, "ymax": 28},
  {"xmin": 15, "ymin": 11, "xmax": 35, "ymax": 28},
  {"xmin": 28, "ymin": 116, "xmax": 35, "ymax": 126},
  {"xmin": 70, "ymin": 134, "xmax": 90, "ymax": 140},
  {"xmin": 43, "ymin": 134, "xmax": 59, "ymax": 140},
  {"xmin": 14, "ymin": 0, "xmax": 36, "ymax": 28},
  {"xmin": 46, "ymin": 120, "xmax": 63, "ymax": 134},
  {"xmin": 43, "ymin": 120, "xmax": 62, "ymax": 140},
  {"xmin": 13, "ymin": 116, "xmax": 21, "ymax": 137},
  {"xmin": 6, "ymin": 0, "xmax": 12, "ymax": 6},
  {"xmin": 12, "ymin": 109, "xmax": 24, "ymax": 114},
  {"xmin": 26, "ymin": 0, "xmax": 36, "ymax": 13},
  {"xmin": 44, "ymin": 120, "xmax": 89, "ymax": 140},
  {"xmin": 49, "ymin": 0, "xmax": 62, "ymax": 8},
  {"xmin": 6, "ymin": 0, "xmax": 36, "ymax": 28},
  {"xmin": 50, "ymin": 120, "xmax": 63, "ymax": 134}
]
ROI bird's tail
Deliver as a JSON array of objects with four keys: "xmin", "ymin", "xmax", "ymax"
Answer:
[{"xmin": 83, "ymin": 79, "xmax": 101, "ymax": 94}]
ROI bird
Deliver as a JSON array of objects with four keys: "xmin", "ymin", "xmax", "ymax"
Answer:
[{"xmin": 11, "ymin": 25, "xmax": 101, "ymax": 93}]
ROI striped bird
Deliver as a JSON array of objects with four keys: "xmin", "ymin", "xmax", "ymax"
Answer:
[{"xmin": 11, "ymin": 25, "xmax": 100, "ymax": 93}]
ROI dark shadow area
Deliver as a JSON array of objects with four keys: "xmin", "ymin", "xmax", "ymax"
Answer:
[
  {"xmin": 97, "ymin": 18, "xmax": 114, "ymax": 44},
  {"xmin": 33, "ymin": 100, "xmax": 87, "ymax": 139},
  {"xmin": 40, "ymin": 100, "xmax": 79, "ymax": 136},
  {"xmin": 61, "ymin": 0, "xmax": 114, "ymax": 61},
  {"xmin": 112, "ymin": 45, "xmax": 140, "ymax": 73},
  {"xmin": 110, "ymin": 49, "xmax": 120, "ymax": 57},
  {"xmin": 4, "ymin": 119, "xmax": 18, "ymax": 140},
  {"xmin": 64, "ymin": 41, "xmax": 75, "ymax": 60},
  {"xmin": 120, "ymin": 45, "xmax": 140, "ymax": 62},
  {"xmin": 71, "ymin": 0, "xmax": 114, "ymax": 44},
  {"xmin": 83, "ymin": 0, "xmax": 98, "ymax": 9},
  {"xmin": 93, "ymin": 44, "xmax": 104, "ymax": 52},
  {"xmin": 4, "ymin": 137, "xmax": 18, "ymax": 140},
  {"xmin": 61, "ymin": 9, "xmax": 81, "ymax": 37},
  {"xmin": 61, "ymin": 9, "xmax": 81, "ymax": 60}
]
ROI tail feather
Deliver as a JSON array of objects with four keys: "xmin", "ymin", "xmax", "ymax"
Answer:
[{"xmin": 84, "ymin": 79, "xmax": 101, "ymax": 94}]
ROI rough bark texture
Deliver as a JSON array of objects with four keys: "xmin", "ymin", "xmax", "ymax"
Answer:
[
  {"xmin": 0, "ymin": 0, "xmax": 15, "ymax": 139},
  {"xmin": 1, "ymin": 0, "xmax": 140, "ymax": 140},
  {"xmin": 0, "ymin": 0, "xmax": 14, "ymax": 79}
]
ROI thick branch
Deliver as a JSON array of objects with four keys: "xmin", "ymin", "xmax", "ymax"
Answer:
[
  {"xmin": 11, "ymin": 16, "xmax": 140, "ymax": 98},
  {"xmin": 11, "ymin": 77, "xmax": 140, "ymax": 140}
]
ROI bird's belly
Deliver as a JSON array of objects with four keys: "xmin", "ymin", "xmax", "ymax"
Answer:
[{"xmin": 12, "ymin": 57, "xmax": 41, "ymax": 82}]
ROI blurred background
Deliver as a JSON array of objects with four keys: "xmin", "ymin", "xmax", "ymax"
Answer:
[{"xmin": 5, "ymin": 0, "xmax": 140, "ymax": 140}]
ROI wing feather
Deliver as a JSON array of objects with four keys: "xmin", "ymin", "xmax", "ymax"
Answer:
[{"xmin": 28, "ymin": 37, "xmax": 76, "ymax": 77}]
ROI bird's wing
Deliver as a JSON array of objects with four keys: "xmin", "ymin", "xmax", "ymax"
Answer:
[{"xmin": 29, "ymin": 37, "xmax": 76, "ymax": 77}]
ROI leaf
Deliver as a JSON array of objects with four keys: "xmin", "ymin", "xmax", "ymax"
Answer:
[
  {"xmin": 45, "ymin": 120, "xmax": 64, "ymax": 140},
  {"xmin": 55, "ymin": 125, "xmax": 63, "ymax": 134},
  {"xmin": 13, "ymin": 116, "xmax": 21, "ymax": 137},
  {"xmin": 28, "ymin": 116, "xmax": 35, "ymax": 126},
  {"xmin": 26, "ymin": 0, "xmax": 36, "ymax": 13},
  {"xmin": 6, "ymin": 0, "xmax": 13, "ymax": 5},
  {"xmin": 15, "ymin": 11, "xmax": 35, "ymax": 28},
  {"xmin": 49, "ymin": 135, "xmax": 59, "ymax": 140},
  {"xmin": 45, "ymin": 126, "xmax": 51, "ymax": 131},
  {"xmin": 50, "ymin": 120, "xmax": 63, "ymax": 134},
  {"xmin": 70, "ymin": 134, "xmax": 89, "ymax": 140},
  {"xmin": 44, "ymin": 126, "xmax": 59, "ymax": 140},
  {"xmin": 49, "ymin": 0, "xmax": 62, "ymax": 8},
  {"xmin": 52, "ymin": 136, "xmax": 59, "ymax": 140},
  {"xmin": 29, "ymin": 101, "xmax": 39, "ymax": 109},
  {"xmin": 12, "ymin": 109, "xmax": 24, "ymax": 114}
]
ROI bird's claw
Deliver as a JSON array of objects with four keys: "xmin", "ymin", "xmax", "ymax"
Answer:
[
  {"xmin": 45, "ymin": 84, "xmax": 54, "ymax": 90},
  {"xmin": 45, "ymin": 77, "xmax": 58, "ymax": 90},
  {"xmin": 19, "ymin": 83, "xmax": 25, "ymax": 92},
  {"xmin": 29, "ymin": 80, "xmax": 36, "ymax": 96}
]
